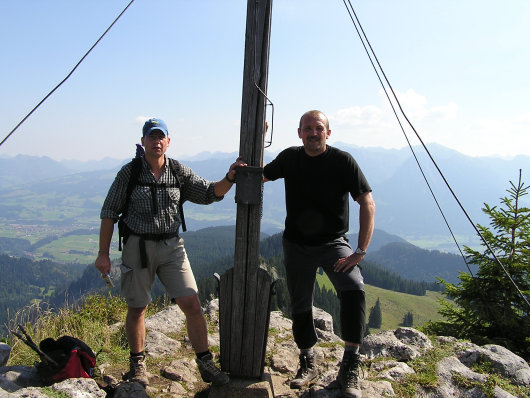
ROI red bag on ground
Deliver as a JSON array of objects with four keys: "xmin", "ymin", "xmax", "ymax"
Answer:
[{"xmin": 36, "ymin": 335, "xmax": 97, "ymax": 385}]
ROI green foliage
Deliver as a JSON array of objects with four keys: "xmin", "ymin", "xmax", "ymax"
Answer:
[
  {"xmin": 40, "ymin": 387, "xmax": 71, "ymax": 398},
  {"xmin": 7, "ymin": 294, "xmax": 131, "ymax": 367},
  {"xmin": 368, "ymin": 298, "xmax": 382, "ymax": 328},
  {"xmin": 424, "ymin": 171, "xmax": 530, "ymax": 360},
  {"xmin": 453, "ymin": 359, "xmax": 530, "ymax": 398},
  {"xmin": 76, "ymin": 294, "xmax": 128, "ymax": 325},
  {"xmin": 391, "ymin": 338, "xmax": 454, "ymax": 397}
]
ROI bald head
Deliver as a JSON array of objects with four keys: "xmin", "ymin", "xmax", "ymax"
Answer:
[
  {"xmin": 299, "ymin": 110, "xmax": 329, "ymax": 130},
  {"xmin": 297, "ymin": 109, "xmax": 331, "ymax": 157}
]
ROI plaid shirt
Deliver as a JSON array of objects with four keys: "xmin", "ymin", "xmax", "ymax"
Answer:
[{"xmin": 101, "ymin": 157, "xmax": 222, "ymax": 234}]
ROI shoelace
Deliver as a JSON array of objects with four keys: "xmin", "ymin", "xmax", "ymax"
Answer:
[
  {"xmin": 296, "ymin": 354, "xmax": 313, "ymax": 375},
  {"xmin": 343, "ymin": 359, "xmax": 365, "ymax": 387},
  {"xmin": 201, "ymin": 359, "xmax": 221, "ymax": 375},
  {"xmin": 131, "ymin": 360, "xmax": 146, "ymax": 374},
  {"xmin": 295, "ymin": 367, "xmax": 310, "ymax": 378},
  {"xmin": 345, "ymin": 368, "xmax": 359, "ymax": 387}
]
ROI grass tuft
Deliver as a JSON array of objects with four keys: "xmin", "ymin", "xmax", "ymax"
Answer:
[{"xmin": 7, "ymin": 294, "xmax": 130, "ymax": 367}]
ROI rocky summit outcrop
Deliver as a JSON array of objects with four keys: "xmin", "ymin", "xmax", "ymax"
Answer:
[{"xmin": 1, "ymin": 300, "xmax": 529, "ymax": 397}]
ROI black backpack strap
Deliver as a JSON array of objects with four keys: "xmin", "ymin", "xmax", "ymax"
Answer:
[
  {"xmin": 125, "ymin": 157, "xmax": 143, "ymax": 213},
  {"xmin": 168, "ymin": 158, "xmax": 187, "ymax": 233},
  {"xmin": 55, "ymin": 336, "xmax": 96, "ymax": 358},
  {"xmin": 38, "ymin": 336, "xmax": 96, "ymax": 383},
  {"xmin": 118, "ymin": 157, "xmax": 143, "ymax": 251},
  {"xmin": 118, "ymin": 157, "xmax": 185, "ymax": 257}
]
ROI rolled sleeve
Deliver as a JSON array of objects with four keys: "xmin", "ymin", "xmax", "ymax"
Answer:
[
  {"xmin": 100, "ymin": 164, "xmax": 130, "ymax": 221},
  {"xmin": 179, "ymin": 163, "xmax": 222, "ymax": 205}
]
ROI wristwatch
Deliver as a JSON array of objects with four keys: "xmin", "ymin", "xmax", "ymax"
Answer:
[{"xmin": 354, "ymin": 247, "xmax": 366, "ymax": 255}]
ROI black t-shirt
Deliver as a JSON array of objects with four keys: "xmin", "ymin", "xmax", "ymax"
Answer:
[{"xmin": 263, "ymin": 145, "xmax": 371, "ymax": 245}]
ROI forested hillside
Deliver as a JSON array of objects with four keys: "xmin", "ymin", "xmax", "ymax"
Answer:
[
  {"xmin": 1, "ymin": 227, "xmax": 448, "ymax": 337},
  {"xmin": 0, "ymin": 255, "xmax": 85, "ymax": 332},
  {"xmin": 367, "ymin": 241, "xmax": 470, "ymax": 284},
  {"xmin": 0, "ymin": 238, "xmax": 31, "ymax": 257}
]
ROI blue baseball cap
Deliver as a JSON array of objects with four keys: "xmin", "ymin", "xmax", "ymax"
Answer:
[{"xmin": 142, "ymin": 118, "xmax": 168, "ymax": 137}]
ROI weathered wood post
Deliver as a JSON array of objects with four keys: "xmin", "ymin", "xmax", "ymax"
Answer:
[{"xmin": 218, "ymin": 0, "xmax": 273, "ymax": 379}]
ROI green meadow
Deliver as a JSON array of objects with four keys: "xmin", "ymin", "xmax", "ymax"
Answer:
[{"xmin": 317, "ymin": 273, "xmax": 444, "ymax": 332}]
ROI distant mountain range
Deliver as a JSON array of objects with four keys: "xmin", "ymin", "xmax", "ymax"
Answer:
[{"xmin": 1, "ymin": 144, "xmax": 529, "ymax": 251}]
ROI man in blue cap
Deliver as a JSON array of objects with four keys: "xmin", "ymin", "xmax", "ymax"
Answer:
[{"xmin": 95, "ymin": 118, "xmax": 245, "ymax": 387}]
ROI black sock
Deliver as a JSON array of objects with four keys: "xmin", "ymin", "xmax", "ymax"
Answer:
[
  {"xmin": 130, "ymin": 351, "xmax": 145, "ymax": 358},
  {"xmin": 196, "ymin": 350, "xmax": 211, "ymax": 360}
]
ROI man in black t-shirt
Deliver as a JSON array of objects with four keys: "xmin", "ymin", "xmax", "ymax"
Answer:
[{"xmin": 263, "ymin": 110, "xmax": 375, "ymax": 398}]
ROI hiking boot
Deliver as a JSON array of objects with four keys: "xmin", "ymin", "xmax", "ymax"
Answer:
[
  {"xmin": 196, "ymin": 353, "xmax": 229, "ymax": 386},
  {"xmin": 123, "ymin": 354, "xmax": 149, "ymax": 387},
  {"xmin": 290, "ymin": 351, "xmax": 318, "ymax": 389},
  {"xmin": 337, "ymin": 351, "xmax": 362, "ymax": 398}
]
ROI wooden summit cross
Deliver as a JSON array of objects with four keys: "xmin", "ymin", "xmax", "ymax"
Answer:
[{"xmin": 218, "ymin": 0, "xmax": 273, "ymax": 379}]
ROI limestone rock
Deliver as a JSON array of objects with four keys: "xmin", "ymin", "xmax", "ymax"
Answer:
[
  {"xmin": 145, "ymin": 330, "xmax": 181, "ymax": 357},
  {"xmin": 1, "ymin": 301, "xmax": 528, "ymax": 397},
  {"xmin": 144, "ymin": 304, "xmax": 186, "ymax": 334},
  {"xmin": 51, "ymin": 378, "xmax": 106, "ymax": 398},
  {"xmin": 457, "ymin": 343, "xmax": 530, "ymax": 385}
]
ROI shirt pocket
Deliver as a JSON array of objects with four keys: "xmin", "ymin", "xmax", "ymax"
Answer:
[{"xmin": 130, "ymin": 185, "xmax": 153, "ymax": 217}]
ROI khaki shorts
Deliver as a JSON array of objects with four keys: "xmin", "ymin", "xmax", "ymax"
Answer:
[{"xmin": 120, "ymin": 235, "xmax": 198, "ymax": 308}]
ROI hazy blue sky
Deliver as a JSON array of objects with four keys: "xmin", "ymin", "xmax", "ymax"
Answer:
[{"xmin": 1, "ymin": 0, "xmax": 529, "ymax": 161}]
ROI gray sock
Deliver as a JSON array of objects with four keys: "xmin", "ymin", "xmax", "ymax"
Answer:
[
  {"xmin": 300, "ymin": 347, "xmax": 314, "ymax": 356},
  {"xmin": 344, "ymin": 345, "xmax": 359, "ymax": 354}
]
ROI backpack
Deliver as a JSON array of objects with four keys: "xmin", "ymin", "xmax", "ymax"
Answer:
[
  {"xmin": 117, "ymin": 155, "xmax": 187, "ymax": 251},
  {"xmin": 36, "ymin": 335, "xmax": 97, "ymax": 385}
]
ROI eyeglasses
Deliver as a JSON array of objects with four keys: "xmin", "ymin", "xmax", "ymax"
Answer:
[{"xmin": 146, "ymin": 133, "xmax": 167, "ymax": 141}]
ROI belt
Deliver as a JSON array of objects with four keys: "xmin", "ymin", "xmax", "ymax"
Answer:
[{"xmin": 121, "ymin": 224, "xmax": 179, "ymax": 268}]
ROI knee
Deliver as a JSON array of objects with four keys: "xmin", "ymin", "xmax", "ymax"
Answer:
[
  {"xmin": 127, "ymin": 306, "xmax": 147, "ymax": 321},
  {"xmin": 339, "ymin": 290, "xmax": 365, "ymax": 311},
  {"xmin": 175, "ymin": 295, "xmax": 203, "ymax": 316}
]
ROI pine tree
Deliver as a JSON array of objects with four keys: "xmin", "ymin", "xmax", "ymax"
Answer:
[
  {"xmin": 368, "ymin": 297, "xmax": 382, "ymax": 329},
  {"xmin": 424, "ymin": 171, "xmax": 530, "ymax": 359},
  {"xmin": 401, "ymin": 311, "xmax": 413, "ymax": 327}
]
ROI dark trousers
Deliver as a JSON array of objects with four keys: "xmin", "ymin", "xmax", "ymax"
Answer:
[{"xmin": 283, "ymin": 237, "xmax": 366, "ymax": 348}]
